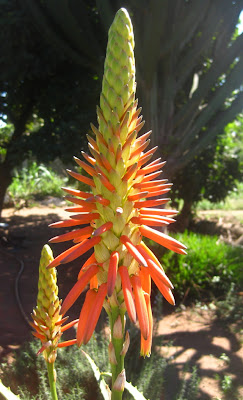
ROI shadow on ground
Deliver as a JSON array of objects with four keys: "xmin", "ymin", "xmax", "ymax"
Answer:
[{"xmin": 155, "ymin": 312, "xmax": 243, "ymax": 400}]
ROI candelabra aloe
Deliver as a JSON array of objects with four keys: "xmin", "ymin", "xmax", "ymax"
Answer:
[{"xmin": 48, "ymin": 8, "xmax": 186, "ymax": 399}]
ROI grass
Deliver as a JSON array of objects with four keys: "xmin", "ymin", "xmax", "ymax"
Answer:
[
  {"xmin": 7, "ymin": 162, "xmax": 68, "ymax": 207},
  {"xmin": 6, "ymin": 161, "xmax": 93, "ymax": 209}
]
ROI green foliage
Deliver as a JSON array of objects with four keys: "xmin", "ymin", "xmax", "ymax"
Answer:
[
  {"xmin": 0, "ymin": 336, "xmax": 109, "ymax": 400},
  {"xmin": 176, "ymin": 366, "xmax": 199, "ymax": 400},
  {"xmin": 194, "ymin": 114, "xmax": 243, "ymax": 213},
  {"xmin": 0, "ymin": 124, "xmax": 13, "ymax": 159},
  {"xmin": 215, "ymin": 283, "xmax": 243, "ymax": 327},
  {"xmin": 214, "ymin": 372, "xmax": 234, "ymax": 397},
  {"xmin": 0, "ymin": 333, "xmax": 199, "ymax": 400},
  {"xmin": 7, "ymin": 161, "xmax": 67, "ymax": 206},
  {"xmin": 161, "ymin": 231, "xmax": 243, "ymax": 301},
  {"xmin": 221, "ymin": 375, "xmax": 233, "ymax": 393},
  {"xmin": 56, "ymin": 336, "xmax": 110, "ymax": 400},
  {"xmin": 197, "ymin": 181, "xmax": 243, "ymax": 211},
  {"xmin": 0, "ymin": 0, "xmax": 102, "ymax": 214},
  {"xmin": 225, "ymin": 113, "xmax": 243, "ymax": 165},
  {"xmin": 200, "ymin": 114, "xmax": 243, "ymax": 204},
  {"xmin": 219, "ymin": 353, "xmax": 230, "ymax": 364},
  {"xmin": 0, "ymin": 0, "xmax": 101, "ymax": 163},
  {"xmin": 124, "ymin": 325, "xmax": 168, "ymax": 400},
  {"xmin": 171, "ymin": 115, "xmax": 242, "ymax": 222}
]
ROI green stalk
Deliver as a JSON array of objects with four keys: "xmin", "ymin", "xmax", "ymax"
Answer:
[
  {"xmin": 109, "ymin": 307, "xmax": 126, "ymax": 400},
  {"xmin": 46, "ymin": 362, "xmax": 58, "ymax": 400}
]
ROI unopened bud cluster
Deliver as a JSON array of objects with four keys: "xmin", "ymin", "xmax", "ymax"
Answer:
[{"xmin": 31, "ymin": 245, "xmax": 63, "ymax": 363}]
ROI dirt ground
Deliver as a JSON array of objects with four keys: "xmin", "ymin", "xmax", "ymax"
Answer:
[{"xmin": 0, "ymin": 201, "xmax": 242, "ymax": 399}]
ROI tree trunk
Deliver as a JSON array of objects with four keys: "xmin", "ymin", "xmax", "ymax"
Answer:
[
  {"xmin": 0, "ymin": 97, "xmax": 35, "ymax": 218},
  {"xmin": 173, "ymin": 199, "xmax": 194, "ymax": 232},
  {"xmin": 0, "ymin": 160, "xmax": 12, "ymax": 219}
]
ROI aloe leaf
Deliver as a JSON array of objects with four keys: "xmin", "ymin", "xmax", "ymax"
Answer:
[
  {"xmin": 124, "ymin": 380, "xmax": 148, "ymax": 400},
  {"xmin": 81, "ymin": 350, "xmax": 111, "ymax": 400},
  {"xmin": 102, "ymin": 372, "xmax": 148, "ymax": 400},
  {"xmin": 0, "ymin": 381, "xmax": 21, "ymax": 400}
]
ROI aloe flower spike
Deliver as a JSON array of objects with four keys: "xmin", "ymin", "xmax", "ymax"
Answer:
[
  {"xmin": 49, "ymin": 7, "xmax": 186, "ymax": 399},
  {"xmin": 31, "ymin": 245, "xmax": 78, "ymax": 400}
]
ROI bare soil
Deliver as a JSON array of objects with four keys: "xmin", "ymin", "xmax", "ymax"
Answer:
[{"xmin": 0, "ymin": 201, "xmax": 242, "ymax": 399}]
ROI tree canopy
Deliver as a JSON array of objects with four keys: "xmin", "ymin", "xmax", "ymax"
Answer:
[
  {"xmin": 171, "ymin": 117, "xmax": 242, "ymax": 227},
  {"xmin": 0, "ymin": 0, "xmax": 103, "ymax": 163},
  {"xmin": 0, "ymin": 0, "xmax": 103, "ymax": 213},
  {"xmin": 0, "ymin": 0, "xmax": 242, "ymax": 215}
]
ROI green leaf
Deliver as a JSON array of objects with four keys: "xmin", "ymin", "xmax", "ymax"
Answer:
[
  {"xmin": 124, "ymin": 380, "xmax": 148, "ymax": 400},
  {"xmin": 81, "ymin": 350, "xmax": 111, "ymax": 400},
  {"xmin": 102, "ymin": 372, "xmax": 148, "ymax": 400},
  {"xmin": 0, "ymin": 381, "xmax": 21, "ymax": 400}
]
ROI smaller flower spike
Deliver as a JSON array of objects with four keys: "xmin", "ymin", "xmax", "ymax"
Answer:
[{"xmin": 31, "ymin": 245, "xmax": 77, "ymax": 363}]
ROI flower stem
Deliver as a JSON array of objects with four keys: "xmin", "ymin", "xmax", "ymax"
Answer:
[
  {"xmin": 46, "ymin": 361, "xmax": 58, "ymax": 400},
  {"xmin": 109, "ymin": 307, "xmax": 126, "ymax": 400}
]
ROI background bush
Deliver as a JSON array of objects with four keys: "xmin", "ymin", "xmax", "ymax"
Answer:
[
  {"xmin": 7, "ymin": 161, "xmax": 67, "ymax": 207},
  {"xmin": 160, "ymin": 231, "xmax": 243, "ymax": 302}
]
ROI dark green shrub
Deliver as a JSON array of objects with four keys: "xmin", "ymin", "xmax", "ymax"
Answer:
[
  {"xmin": 161, "ymin": 231, "xmax": 243, "ymax": 301},
  {"xmin": 0, "ymin": 332, "xmax": 200, "ymax": 400}
]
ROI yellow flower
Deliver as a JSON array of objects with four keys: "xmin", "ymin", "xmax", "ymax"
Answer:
[
  {"xmin": 31, "ymin": 245, "xmax": 77, "ymax": 362},
  {"xmin": 48, "ymin": 8, "xmax": 186, "ymax": 356}
]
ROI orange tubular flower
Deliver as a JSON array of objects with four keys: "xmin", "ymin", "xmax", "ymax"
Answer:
[
  {"xmin": 139, "ymin": 268, "xmax": 153, "ymax": 357},
  {"xmin": 48, "ymin": 8, "xmax": 186, "ymax": 358}
]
